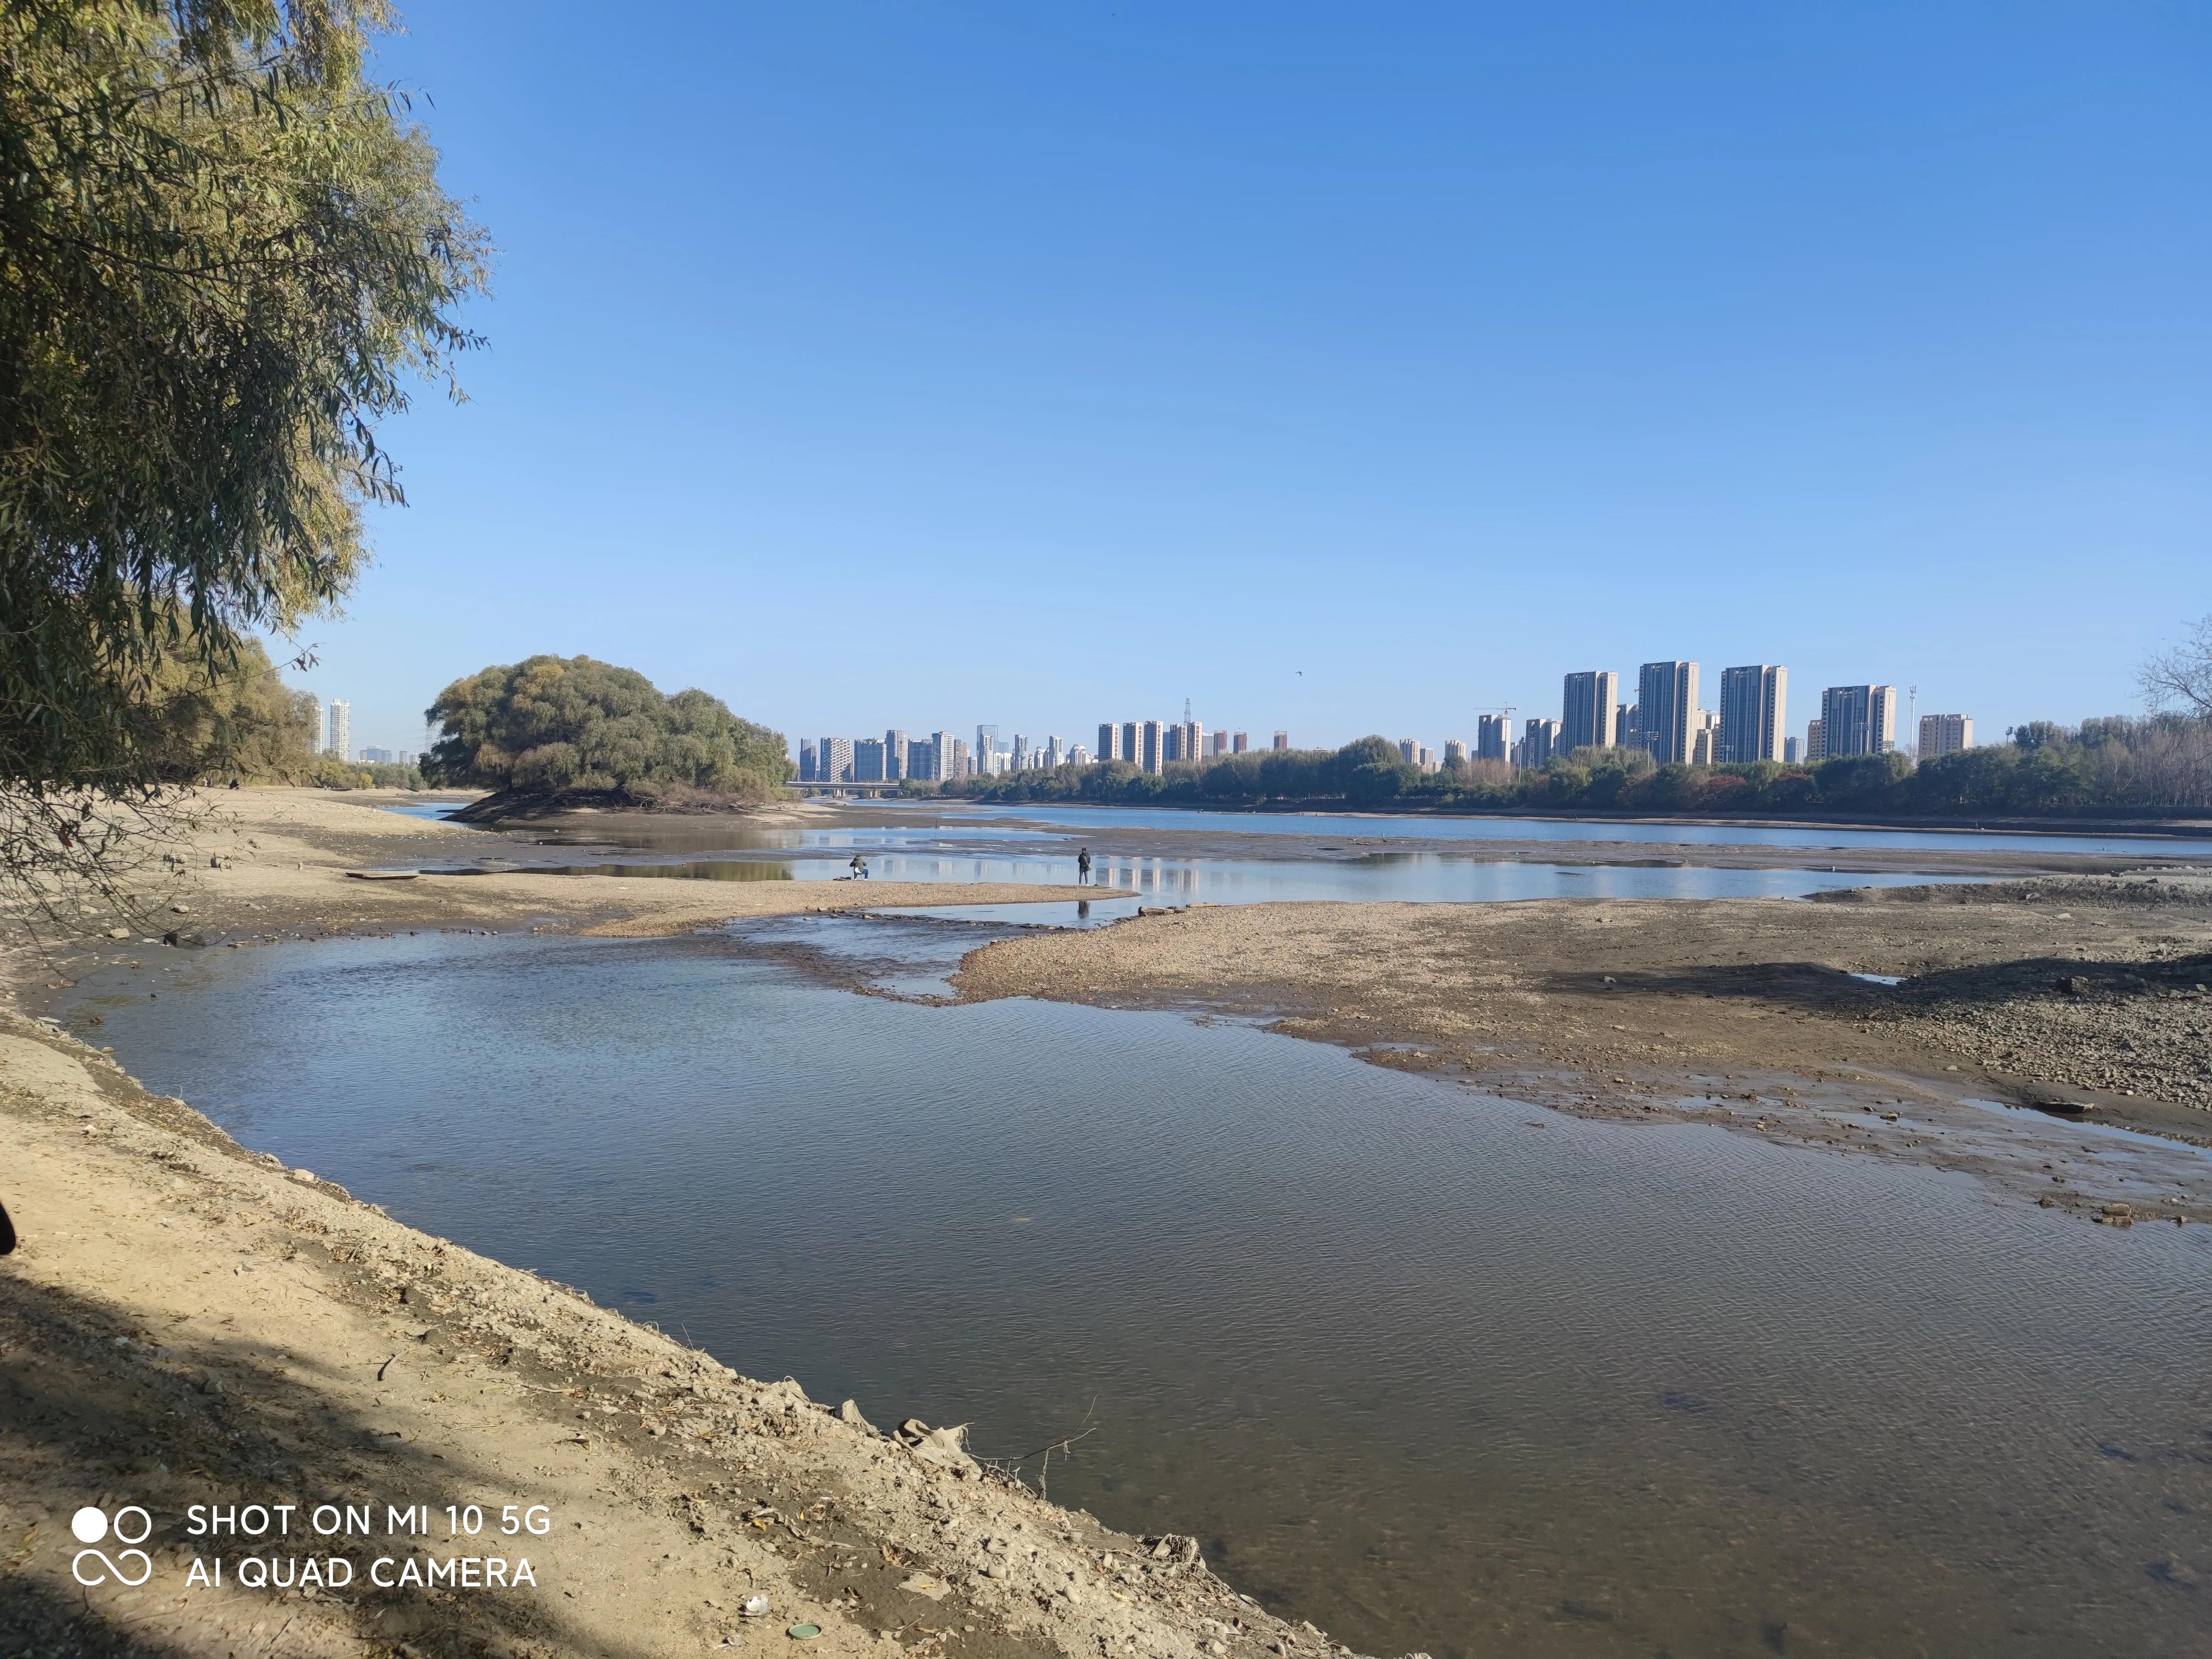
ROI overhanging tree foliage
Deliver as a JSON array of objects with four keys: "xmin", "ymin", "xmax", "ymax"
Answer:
[
  {"xmin": 1, "ymin": 0, "xmax": 485, "ymax": 791},
  {"xmin": 0, "ymin": 0, "xmax": 485, "ymax": 929},
  {"xmin": 423, "ymin": 656, "xmax": 793, "ymax": 805}
]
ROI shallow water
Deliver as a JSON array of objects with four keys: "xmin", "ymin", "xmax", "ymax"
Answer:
[
  {"xmin": 989, "ymin": 802, "xmax": 2212, "ymax": 857},
  {"xmin": 382, "ymin": 796, "xmax": 2212, "ymax": 861},
  {"xmin": 74, "ymin": 928, "xmax": 2212, "ymax": 1659},
  {"xmin": 540, "ymin": 851, "xmax": 1976, "ymax": 904}
]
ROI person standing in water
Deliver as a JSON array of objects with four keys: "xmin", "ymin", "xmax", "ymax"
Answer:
[{"xmin": 1076, "ymin": 847, "xmax": 1092, "ymax": 885}]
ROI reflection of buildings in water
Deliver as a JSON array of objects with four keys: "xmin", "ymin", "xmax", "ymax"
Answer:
[{"xmin": 1098, "ymin": 861, "xmax": 1200, "ymax": 898}]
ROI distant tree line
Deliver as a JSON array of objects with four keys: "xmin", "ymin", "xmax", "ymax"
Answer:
[{"xmin": 933, "ymin": 715, "xmax": 2212, "ymax": 818}]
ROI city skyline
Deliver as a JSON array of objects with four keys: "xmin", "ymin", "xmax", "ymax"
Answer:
[
  {"xmin": 792, "ymin": 654, "xmax": 1975, "ymax": 782},
  {"xmin": 277, "ymin": 5, "xmax": 2202, "ymax": 760}
]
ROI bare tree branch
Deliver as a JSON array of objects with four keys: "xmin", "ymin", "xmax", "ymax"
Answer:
[
  {"xmin": 0, "ymin": 786, "xmax": 199, "ymax": 954},
  {"xmin": 2139, "ymin": 614, "xmax": 2212, "ymax": 716}
]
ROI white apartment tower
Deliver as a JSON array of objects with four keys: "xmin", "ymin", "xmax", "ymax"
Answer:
[
  {"xmin": 326, "ymin": 699, "xmax": 351, "ymax": 763},
  {"xmin": 1919, "ymin": 713, "xmax": 1973, "ymax": 758}
]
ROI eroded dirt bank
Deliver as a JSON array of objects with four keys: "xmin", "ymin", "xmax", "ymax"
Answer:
[
  {"xmin": 0, "ymin": 1021, "xmax": 1349, "ymax": 1659},
  {"xmin": 953, "ymin": 877, "xmax": 2212, "ymax": 1222}
]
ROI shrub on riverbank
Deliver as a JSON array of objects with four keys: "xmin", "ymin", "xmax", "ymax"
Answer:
[
  {"xmin": 941, "ymin": 716, "xmax": 2212, "ymax": 818},
  {"xmin": 422, "ymin": 656, "xmax": 791, "ymax": 808}
]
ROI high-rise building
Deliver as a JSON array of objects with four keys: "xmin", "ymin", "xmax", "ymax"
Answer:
[
  {"xmin": 798, "ymin": 740, "xmax": 818, "ymax": 782},
  {"xmin": 1819, "ymin": 685, "xmax": 1897, "ymax": 757},
  {"xmin": 1805, "ymin": 720, "xmax": 1826, "ymax": 762},
  {"xmin": 853, "ymin": 738, "xmax": 887, "ymax": 781},
  {"xmin": 1919, "ymin": 713, "xmax": 1973, "ymax": 758},
  {"xmin": 1272, "ymin": 731, "xmax": 1289, "ymax": 750},
  {"xmin": 1140, "ymin": 720, "xmax": 1163, "ymax": 773},
  {"xmin": 976, "ymin": 725, "xmax": 998, "ymax": 765},
  {"xmin": 1636, "ymin": 661, "xmax": 1699, "ymax": 764},
  {"xmin": 1180, "ymin": 721, "xmax": 1202, "ymax": 764},
  {"xmin": 1098, "ymin": 723, "xmax": 1120, "ymax": 762},
  {"xmin": 1233, "ymin": 731, "xmax": 1250, "ymax": 753},
  {"xmin": 306, "ymin": 696, "xmax": 325, "ymax": 755},
  {"xmin": 1121, "ymin": 721, "xmax": 1140, "ymax": 766},
  {"xmin": 822, "ymin": 736, "xmax": 854, "ymax": 782},
  {"xmin": 1614, "ymin": 705, "xmax": 1633, "ymax": 747},
  {"xmin": 885, "ymin": 729, "xmax": 908, "ymax": 781},
  {"xmin": 1560, "ymin": 671, "xmax": 1619, "ymax": 754},
  {"xmin": 1443, "ymin": 738, "xmax": 1467, "ymax": 766},
  {"xmin": 327, "ymin": 699, "xmax": 351, "ymax": 763},
  {"xmin": 1011, "ymin": 734, "xmax": 1029, "ymax": 770},
  {"xmin": 1163, "ymin": 725, "xmax": 1182, "ymax": 764},
  {"xmin": 1418, "ymin": 746, "xmax": 1435, "ymax": 771},
  {"xmin": 1069, "ymin": 744, "xmax": 1091, "ymax": 766},
  {"xmin": 1477, "ymin": 714, "xmax": 1510, "ymax": 762},
  {"xmin": 1784, "ymin": 736, "xmax": 1802, "ymax": 765},
  {"xmin": 1522, "ymin": 718, "xmax": 1560, "ymax": 769},
  {"xmin": 1045, "ymin": 736, "xmax": 1064, "ymax": 769},
  {"xmin": 1691, "ymin": 711, "xmax": 1720, "ymax": 767},
  {"xmin": 1398, "ymin": 739, "xmax": 1419, "ymax": 765},
  {"xmin": 932, "ymin": 731, "xmax": 958, "ymax": 781},
  {"xmin": 1209, "ymin": 730, "xmax": 1229, "ymax": 757},
  {"xmin": 1717, "ymin": 665, "xmax": 1788, "ymax": 764},
  {"xmin": 949, "ymin": 737, "xmax": 969, "ymax": 778}
]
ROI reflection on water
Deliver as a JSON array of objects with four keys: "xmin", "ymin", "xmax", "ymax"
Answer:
[
  {"xmin": 544, "ymin": 859, "xmax": 795, "ymax": 882},
  {"xmin": 476, "ymin": 849, "xmax": 1979, "ymax": 904},
  {"xmin": 991, "ymin": 802, "xmax": 2212, "ymax": 857},
  {"xmin": 73, "ymin": 929, "xmax": 2212, "ymax": 1659}
]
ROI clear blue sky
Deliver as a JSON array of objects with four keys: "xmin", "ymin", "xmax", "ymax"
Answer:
[{"xmin": 312, "ymin": 1, "xmax": 2210, "ymax": 758}]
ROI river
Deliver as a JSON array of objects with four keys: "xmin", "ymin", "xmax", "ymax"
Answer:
[{"xmin": 64, "ymin": 914, "xmax": 2212, "ymax": 1659}]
